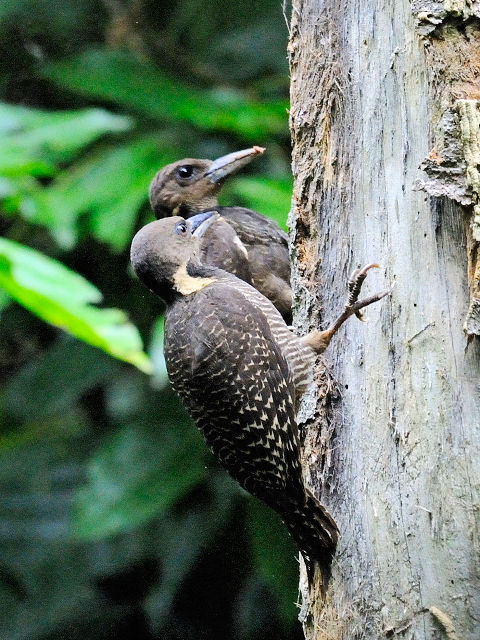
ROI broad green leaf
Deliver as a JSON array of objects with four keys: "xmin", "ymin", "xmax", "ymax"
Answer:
[
  {"xmin": 0, "ymin": 238, "xmax": 151, "ymax": 373},
  {"xmin": 73, "ymin": 418, "xmax": 207, "ymax": 539},
  {"xmin": 0, "ymin": 175, "xmax": 37, "ymax": 202},
  {"xmin": 222, "ymin": 175, "xmax": 292, "ymax": 230},
  {"xmin": 0, "ymin": 238, "xmax": 101, "ymax": 304},
  {"xmin": 0, "ymin": 103, "xmax": 132, "ymax": 177},
  {"xmin": 246, "ymin": 498, "xmax": 299, "ymax": 623},
  {"xmin": 43, "ymin": 49, "xmax": 288, "ymax": 140},
  {"xmin": 0, "ymin": 102, "xmax": 59, "ymax": 135},
  {"xmin": 27, "ymin": 137, "xmax": 173, "ymax": 250}
]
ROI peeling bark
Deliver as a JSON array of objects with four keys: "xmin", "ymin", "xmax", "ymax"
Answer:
[
  {"xmin": 288, "ymin": 1, "xmax": 480, "ymax": 638},
  {"xmin": 415, "ymin": 99, "xmax": 480, "ymax": 336},
  {"xmin": 412, "ymin": 1, "xmax": 480, "ymax": 36}
]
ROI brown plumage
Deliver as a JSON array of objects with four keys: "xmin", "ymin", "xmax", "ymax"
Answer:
[
  {"xmin": 148, "ymin": 147, "xmax": 292, "ymax": 322},
  {"xmin": 130, "ymin": 212, "xmax": 391, "ymax": 589}
]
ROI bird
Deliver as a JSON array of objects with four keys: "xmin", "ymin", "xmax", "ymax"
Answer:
[
  {"xmin": 130, "ymin": 211, "xmax": 391, "ymax": 589},
  {"xmin": 148, "ymin": 147, "xmax": 292, "ymax": 322}
]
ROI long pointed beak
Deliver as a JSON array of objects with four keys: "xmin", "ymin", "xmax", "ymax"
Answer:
[
  {"xmin": 190, "ymin": 211, "xmax": 220, "ymax": 237},
  {"xmin": 204, "ymin": 146, "xmax": 266, "ymax": 183}
]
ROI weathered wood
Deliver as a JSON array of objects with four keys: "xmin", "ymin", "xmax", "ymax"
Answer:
[{"xmin": 288, "ymin": 1, "xmax": 480, "ymax": 638}]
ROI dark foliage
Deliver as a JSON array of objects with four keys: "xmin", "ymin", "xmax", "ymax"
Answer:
[{"xmin": 0, "ymin": 1, "xmax": 301, "ymax": 638}]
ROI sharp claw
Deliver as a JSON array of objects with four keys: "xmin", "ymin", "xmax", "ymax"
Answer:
[
  {"xmin": 349, "ymin": 263, "xmax": 379, "ymax": 282},
  {"xmin": 306, "ymin": 267, "xmax": 392, "ymax": 354},
  {"xmin": 348, "ymin": 263, "xmax": 381, "ymax": 307}
]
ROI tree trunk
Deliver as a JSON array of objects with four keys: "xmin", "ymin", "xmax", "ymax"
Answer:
[{"xmin": 288, "ymin": 1, "xmax": 480, "ymax": 638}]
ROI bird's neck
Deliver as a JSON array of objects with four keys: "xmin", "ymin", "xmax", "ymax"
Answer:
[
  {"xmin": 171, "ymin": 261, "xmax": 218, "ymax": 297},
  {"xmin": 179, "ymin": 196, "xmax": 219, "ymax": 218}
]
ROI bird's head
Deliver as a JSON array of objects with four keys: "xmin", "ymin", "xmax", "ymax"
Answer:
[
  {"xmin": 149, "ymin": 146, "xmax": 265, "ymax": 219},
  {"xmin": 131, "ymin": 211, "xmax": 219, "ymax": 302}
]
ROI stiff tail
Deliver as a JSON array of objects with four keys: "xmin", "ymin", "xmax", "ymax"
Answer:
[{"xmin": 282, "ymin": 491, "xmax": 338, "ymax": 590}]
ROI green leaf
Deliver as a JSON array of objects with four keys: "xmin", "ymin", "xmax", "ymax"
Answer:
[
  {"xmin": 43, "ymin": 49, "xmax": 288, "ymax": 140},
  {"xmin": 0, "ymin": 102, "xmax": 132, "ymax": 177},
  {"xmin": 222, "ymin": 175, "xmax": 292, "ymax": 230},
  {"xmin": 0, "ymin": 101, "xmax": 57, "ymax": 134},
  {"xmin": 0, "ymin": 238, "xmax": 151, "ymax": 373},
  {"xmin": 27, "ymin": 137, "xmax": 174, "ymax": 250},
  {"xmin": 74, "ymin": 417, "xmax": 207, "ymax": 539},
  {"xmin": 246, "ymin": 498, "xmax": 299, "ymax": 623}
]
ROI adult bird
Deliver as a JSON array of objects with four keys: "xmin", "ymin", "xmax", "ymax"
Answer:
[
  {"xmin": 131, "ymin": 211, "xmax": 391, "ymax": 589},
  {"xmin": 148, "ymin": 147, "xmax": 292, "ymax": 322}
]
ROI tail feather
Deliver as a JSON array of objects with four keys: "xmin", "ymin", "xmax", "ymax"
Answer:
[{"xmin": 282, "ymin": 491, "xmax": 338, "ymax": 590}]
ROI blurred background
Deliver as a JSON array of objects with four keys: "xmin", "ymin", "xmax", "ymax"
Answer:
[{"xmin": 0, "ymin": 1, "xmax": 300, "ymax": 639}]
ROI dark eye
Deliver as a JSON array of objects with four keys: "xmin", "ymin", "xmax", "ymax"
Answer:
[
  {"xmin": 176, "ymin": 165, "xmax": 195, "ymax": 179},
  {"xmin": 175, "ymin": 221, "xmax": 188, "ymax": 235}
]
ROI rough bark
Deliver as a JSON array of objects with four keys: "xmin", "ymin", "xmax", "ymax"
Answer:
[{"xmin": 288, "ymin": 1, "xmax": 480, "ymax": 638}]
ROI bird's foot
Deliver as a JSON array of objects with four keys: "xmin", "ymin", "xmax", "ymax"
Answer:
[
  {"xmin": 300, "ymin": 264, "xmax": 393, "ymax": 354},
  {"xmin": 345, "ymin": 263, "xmax": 391, "ymax": 320}
]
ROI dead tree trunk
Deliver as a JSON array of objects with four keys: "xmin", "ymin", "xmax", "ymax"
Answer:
[{"xmin": 288, "ymin": 1, "xmax": 480, "ymax": 638}]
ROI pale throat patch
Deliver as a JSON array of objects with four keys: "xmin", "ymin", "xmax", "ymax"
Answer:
[{"xmin": 173, "ymin": 263, "xmax": 216, "ymax": 295}]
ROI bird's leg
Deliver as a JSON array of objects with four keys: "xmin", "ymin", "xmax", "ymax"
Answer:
[{"xmin": 300, "ymin": 264, "xmax": 393, "ymax": 354}]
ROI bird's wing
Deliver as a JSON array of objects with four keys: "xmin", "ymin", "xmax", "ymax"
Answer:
[
  {"xmin": 214, "ymin": 207, "xmax": 288, "ymax": 247},
  {"xmin": 165, "ymin": 284, "xmax": 304, "ymax": 505},
  {"xmin": 201, "ymin": 219, "xmax": 252, "ymax": 283}
]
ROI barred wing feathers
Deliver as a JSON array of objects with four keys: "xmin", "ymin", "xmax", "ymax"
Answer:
[{"xmin": 165, "ymin": 284, "xmax": 304, "ymax": 506}]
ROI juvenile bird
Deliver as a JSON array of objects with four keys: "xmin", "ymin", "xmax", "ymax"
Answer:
[
  {"xmin": 149, "ymin": 147, "xmax": 292, "ymax": 321},
  {"xmin": 130, "ymin": 212, "xmax": 391, "ymax": 588}
]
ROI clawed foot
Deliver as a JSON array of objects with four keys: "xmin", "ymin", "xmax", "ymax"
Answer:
[
  {"xmin": 345, "ymin": 263, "xmax": 392, "ymax": 321},
  {"xmin": 300, "ymin": 264, "xmax": 393, "ymax": 354}
]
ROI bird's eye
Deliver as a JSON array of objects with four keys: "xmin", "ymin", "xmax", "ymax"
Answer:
[
  {"xmin": 175, "ymin": 221, "xmax": 188, "ymax": 235},
  {"xmin": 176, "ymin": 165, "xmax": 195, "ymax": 179}
]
